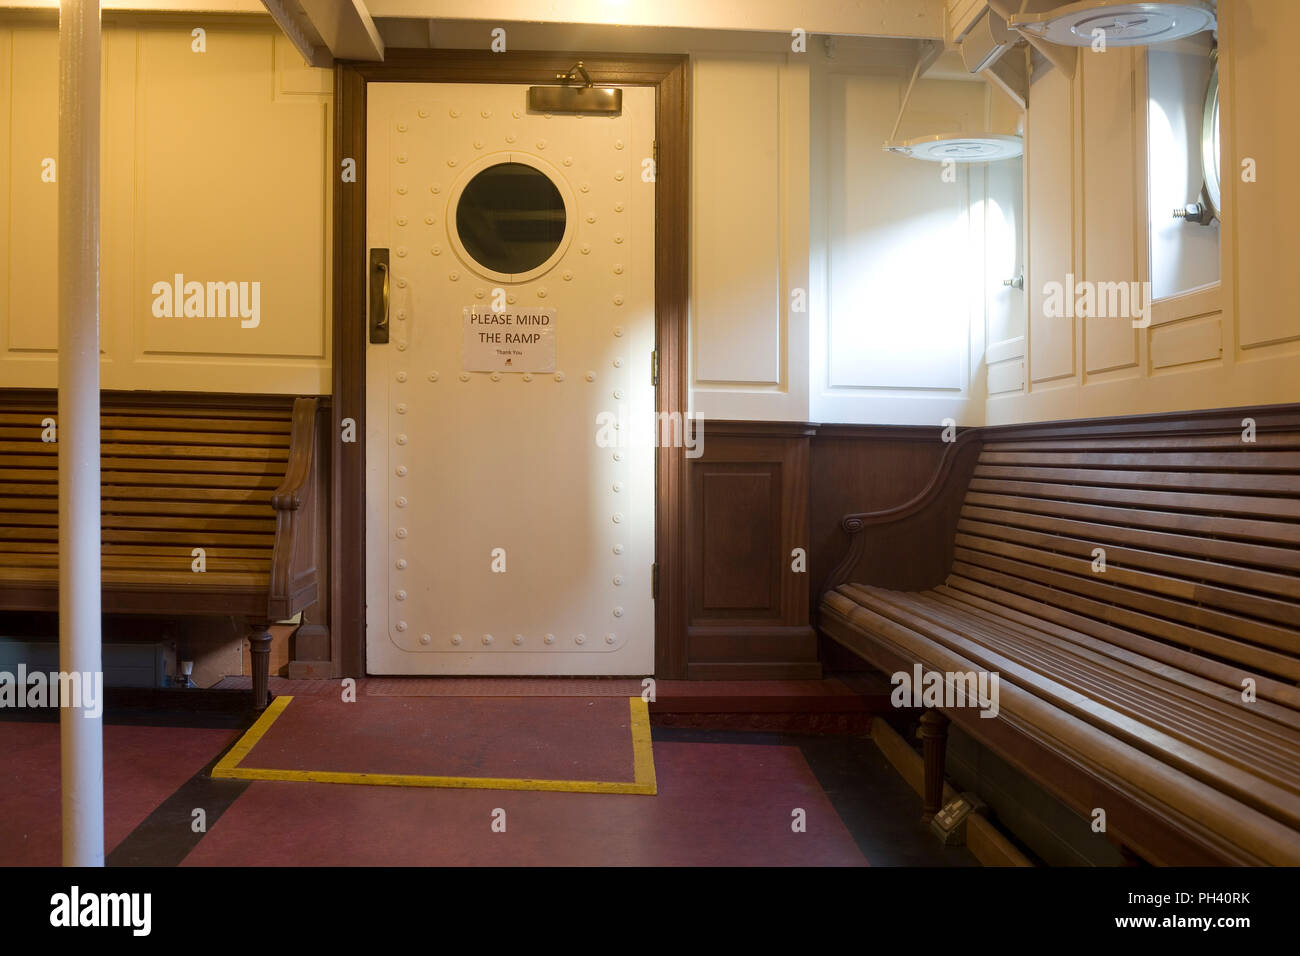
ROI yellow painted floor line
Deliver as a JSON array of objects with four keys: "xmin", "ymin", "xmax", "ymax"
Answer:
[
  {"xmin": 211, "ymin": 694, "xmax": 292, "ymax": 778},
  {"xmin": 211, "ymin": 695, "xmax": 657, "ymax": 795}
]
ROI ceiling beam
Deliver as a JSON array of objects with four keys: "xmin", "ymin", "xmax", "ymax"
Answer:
[
  {"xmin": 296, "ymin": 0, "xmax": 383, "ymax": 61},
  {"xmin": 261, "ymin": 0, "xmax": 331, "ymax": 66},
  {"xmin": 362, "ymin": 0, "xmax": 946, "ymax": 40}
]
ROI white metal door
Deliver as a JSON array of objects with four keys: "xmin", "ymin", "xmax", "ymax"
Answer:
[{"xmin": 365, "ymin": 83, "xmax": 656, "ymax": 675}]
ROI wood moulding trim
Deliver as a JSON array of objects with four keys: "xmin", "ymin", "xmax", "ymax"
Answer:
[
  {"xmin": 982, "ymin": 402, "xmax": 1300, "ymax": 440},
  {"xmin": 332, "ymin": 50, "xmax": 690, "ymax": 679},
  {"xmin": 686, "ymin": 625, "xmax": 819, "ymax": 663},
  {"xmin": 674, "ymin": 409, "xmax": 1300, "ymax": 442},
  {"xmin": 810, "ymin": 423, "xmax": 949, "ymax": 441},
  {"xmin": 688, "ymin": 421, "xmax": 957, "ymax": 441},
  {"xmin": 687, "ymin": 662, "xmax": 823, "ymax": 680},
  {"xmin": 695, "ymin": 421, "xmax": 818, "ymax": 439}
]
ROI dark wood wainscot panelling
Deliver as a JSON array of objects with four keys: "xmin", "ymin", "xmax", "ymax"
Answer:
[{"xmin": 686, "ymin": 422, "xmax": 819, "ymax": 679}]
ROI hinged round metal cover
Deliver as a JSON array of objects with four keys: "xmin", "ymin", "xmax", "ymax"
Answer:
[
  {"xmin": 1010, "ymin": 0, "xmax": 1216, "ymax": 47},
  {"xmin": 884, "ymin": 133, "xmax": 1024, "ymax": 163}
]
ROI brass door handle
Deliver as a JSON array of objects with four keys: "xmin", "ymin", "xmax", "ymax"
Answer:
[{"xmin": 369, "ymin": 248, "xmax": 390, "ymax": 344}]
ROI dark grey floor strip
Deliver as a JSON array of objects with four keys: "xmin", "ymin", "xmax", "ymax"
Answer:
[{"xmin": 106, "ymin": 744, "xmax": 252, "ymax": 867}]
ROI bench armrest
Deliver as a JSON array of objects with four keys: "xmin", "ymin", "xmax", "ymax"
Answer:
[
  {"xmin": 272, "ymin": 398, "xmax": 320, "ymax": 511},
  {"xmin": 267, "ymin": 397, "xmax": 323, "ymax": 619},
  {"xmin": 822, "ymin": 430, "xmax": 981, "ymax": 596},
  {"xmin": 836, "ymin": 429, "xmax": 980, "ymax": 534}
]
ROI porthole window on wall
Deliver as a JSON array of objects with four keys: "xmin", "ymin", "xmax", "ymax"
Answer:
[
  {"xmin": 1201, "ymin": 49, "xmax": 1221, "ymax": 221},
  {"xmin": 451, "ymin": 158, "xmax": 570, "ymax": 281},
  {"xmin": 1146, "ymin": 39, "xmax": 1221, "ymax": 300}
]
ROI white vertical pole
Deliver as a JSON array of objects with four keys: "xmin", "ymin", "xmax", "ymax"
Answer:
[{"xmin": 58, "ymin": 0, "xmax": 104, "ymax": 867}]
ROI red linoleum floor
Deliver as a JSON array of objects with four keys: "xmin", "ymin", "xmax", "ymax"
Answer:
[
  {"xmin": 184, "ymin": 740, "xmax": 867, "ymax": 866},
  {"xmin": 0, "ymin": 722, "xmax": 238, "ymax": 866},
  {"xmin": 239, "ymin": 695, "xmax": 639, "ymax": 782},
  {"xmin": 2, "ymin": 694, "xmax": 877, "ymax": 866}
]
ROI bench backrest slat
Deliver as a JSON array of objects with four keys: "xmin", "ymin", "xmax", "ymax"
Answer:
[
  {"xmin": 0, "ymin": 397, "xmax": 295, "ymax": 566},
  {"xmin": 956, "ymin": 432, "xmax": 1300, "ymax": 684}
]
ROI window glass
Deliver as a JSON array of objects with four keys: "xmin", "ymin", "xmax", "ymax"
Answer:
[
  {"xmin": 455, "ymin": 162, "xmax": 566, "ymax": 275},
  {"xmin": 1147, "ymin": 43, "xmax": 1221, "ymax": 299},
  {"xmin": 1202, "ymin": 61, "xmax": 1221, "ymax": 219}
]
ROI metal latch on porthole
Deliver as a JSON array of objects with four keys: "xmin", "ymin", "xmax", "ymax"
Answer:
[{"xmin": 370, "ymin": 248, "xmax": 390, "ymax": 345}]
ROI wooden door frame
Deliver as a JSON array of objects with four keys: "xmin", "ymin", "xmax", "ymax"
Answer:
[{"xmin": 332, "ymin": 50, "xmax": 690, "ymax": 678}]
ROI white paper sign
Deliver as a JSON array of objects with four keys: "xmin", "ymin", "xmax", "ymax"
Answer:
[{"xmin": 462, "ymin": 306, "xmax": 557, "ymax": 372}]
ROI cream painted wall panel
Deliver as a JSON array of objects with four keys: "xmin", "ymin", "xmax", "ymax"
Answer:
[
  {"xmin": 134, "ymin": 24, "xmax": 327, "ymax": 360},
  {"xmin": 0, "ymin": 29, "xmax": 10, "ymax": 375},
  {"xmin": 100, "ymin": 22, "xmax": 133, "ymax": 385},
  {"xmin": 1, "ymin": 23, "xmax": 130, "ymax": 384},
  {"xmin": 987, "ymin": 358, "xmax": 1025, "ymax": 395},
  {"xmin": 4, "ymin": 26, "xmax": 59, "ymax": 357},
  {"xmin": 692, "ymin": 56, "xmax": 781, "ymax": 386},
  {"xmin": 1223, "ymin": 0, "xmax": 1300, "ymax": 352},
  {"xmin": 1151, "ymin": 315, "xmax": 1221, "ymax": 370},
  {"xmin": 986, "ymin": 336, "xmax": 1024, "ymax": 365},
  {"xmin": 0, "ymin": 19, "xmax": 332, "ymax": 393},
  {"xmin": 990, "ymin": 3, "xmax": 1300, "ymax": 425},
  {"xmin": 988, "ymin": 80, "xmax": 1023, "ymax": 136},
  {"xmin": 1025, "ymin": 66, "xmax": 1075, "ymax": 386},
  {"xmin": 780, "ymin": 61, "xmax": 811, "ymax": 424},
  {"xmin": 276, "ymin": 31, "xmax": 332, "ymax": 94},
  {"xmin": 690, "ymin": 53, "xmax": 809, "ymax": 422},
  {"xmin": 827, "ymin": 76, "xmax": 972, "ymax": 391},
  {"xmin": 812, "ymin": 67, "xmax": 991, "ymax": 426},
  {"xmin": 1081, "ymin": 48, "xmax": 1140, "ymax": 376},
  {"xmin": 985, "ymin": 156, "xmax": 1024, "ymax": 352}
]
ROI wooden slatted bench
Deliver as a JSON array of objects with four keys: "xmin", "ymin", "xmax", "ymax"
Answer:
[
  {"xmin": 0, "ymin": 390, "xmax": 324, "ymax": 711},
  {"xmin": 819, "ymin": 406, "xmax": 1300, "ymax": 865}
]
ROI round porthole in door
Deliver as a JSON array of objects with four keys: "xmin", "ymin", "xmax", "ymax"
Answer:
[{"xmin": 447, "ymin": 153, "xmax": 574, "ymax": 283}]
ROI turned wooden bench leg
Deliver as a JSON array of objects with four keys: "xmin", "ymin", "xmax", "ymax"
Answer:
[
  {"xmin": 246, "ymin": 620, "xmax": 273, "ymax": 712},
  {"xmin": 919, "ymin": 709, "xmax": 950, "ymax": 823}
]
